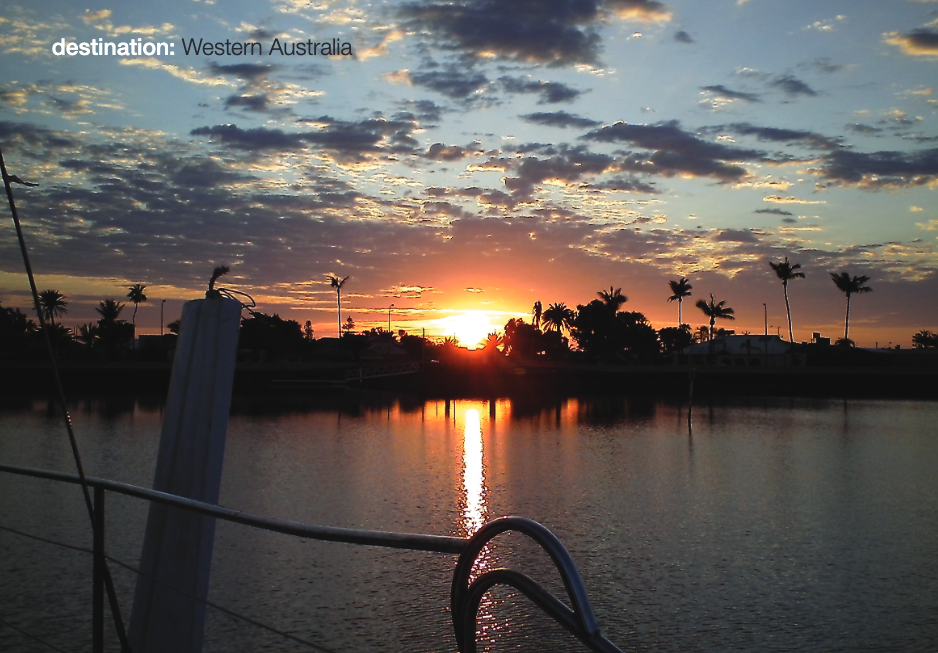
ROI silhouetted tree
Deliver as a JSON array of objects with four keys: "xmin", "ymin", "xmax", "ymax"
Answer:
[
  {"xmin": 658, "ymin": 324, "xmax": 693, "ymax": 354},
  {"xmin": 570, "ymin": 300, "xmax": 657, "ymax": 360},
  {"xmin": 75, "ymin": 322, "xmax": 98, "ymax": 346},
  {"xmin": 695, "ymin": 294, "xmax": 735, "ymax": 355},
  {"xmin": 342, "ymin": 315, "xmax": 355, "ymax": 335},
  {"xmin": 769, "ymin": 257, "xmax": 804, "ymax": 343},
  {"xmin": 597, "ymin": 286, "xmax": 627, "ymax": 313},
  {"xmin": 127, "ymin": 284, "xmax": 148, "ymax": 333},
  {"xmin": 0, "ymin": 302, "xmax": 38, "ymax": 358},
  {"xmin": 532, "ymin": 301, "xmax": 543, "ymax": 331},
  {"xmin": 542, "ymin": 302, "xmax": 575, "ymax": 334},
  {"xmin": 480, "ymin": 331, "xmax": 504, "ymax": 359},
  {"xmin": 328, "ymin": 274, "xmax": 349, "ymax": 337},
  {"xmin": 912, "ymin": 330, "xmax": 938, "ymax": 349},
  {"xmin": 239, "ymin": 311, "xmax": 305, "ymax": 360},
  {"xmin": 667, "ymin": 277, "xmax": 693, "ymax": 326},
  {"xmin": 304, "ymin": 320, "xmax": 314, "ymax": 341},
  {"xmin": 830, "ymin": 272, "xmax": 872, "ymax": 344},
  {"xmin": 38, "ymin": 289, "xmax": 68, "ymax": 327},
  {"xmin": 95, "ymin": 299, "xmax": 133, "ymax": 351},
  {"xmin": 503, "ymin": 318, "xmax": 539, "ymax": 358}
]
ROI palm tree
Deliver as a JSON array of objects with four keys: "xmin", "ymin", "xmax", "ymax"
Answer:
[
  {"xmin": 542, "ymin": 302, "xmax": 575, "ymax": 334},
  {"xmin": 75, "ymin": 322, "xmax": 99, "ymax": 346},
  {"xmin": 481, "ymin": 331, "xmax": 503, "ymax": 355},
  {"xmin": 667, "ymin": 277, "xmax": 693, "ymax": 326},
  {"xmin": 830, "ymin": 272, "xmax": 872, "ymax": 344},
  {"xmin": 769, "ymin": 256, "xmax": 805, "ymax": 343},
  {"xmin": 695, "ymin": 294, "xmax": 735, "ymax": 355},
  {"xmin": 127, "ymin": 283, "xmax": 148, "ymax": 333},
  {"xmin": 532, "ymin": 301, "xmax": 543, "ymax": 331},
  {"xmin": 597, "ymin": 286, "xmax": 627, "ymax": 313},
  {"xmin": 96, "ymin": 299, "xmax": 125, "ymax": 324},
  {"xmin": 38, "ymin": 289, "xmax": 68, "ymax": 327},
  {"xmin": 328, "ymin": 274, "xmax": 349, "ymax": 337}
]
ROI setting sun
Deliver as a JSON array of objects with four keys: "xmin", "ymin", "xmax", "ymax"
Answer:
[{"xmin": 432, "ymin": 311, "xmax": 508, "ymax": 349}]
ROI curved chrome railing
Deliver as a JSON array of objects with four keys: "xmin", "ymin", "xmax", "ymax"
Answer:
[{"xmin": 0, "ymin": 462, "xmax": 622, "ymax": 653}]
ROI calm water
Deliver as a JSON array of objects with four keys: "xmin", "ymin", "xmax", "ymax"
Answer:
[{"xmin": 1, "ymin": 393, "xmax": 937, "ymax": 652}]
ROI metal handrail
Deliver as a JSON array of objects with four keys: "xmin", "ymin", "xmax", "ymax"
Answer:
[
  {"xmin": 0, "ymin": 463, "xmax": 465, "ymax": 554},
  {"xmin": 0, "ymin": 462, "xmax": 621, "ymax": 653},
  {"xmin": 452, "ymin": 517, "xmax": 622, "ymax": 653}
]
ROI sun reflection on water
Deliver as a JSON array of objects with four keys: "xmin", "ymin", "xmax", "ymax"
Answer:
[{"xmin": 462, "ymin": 408, "xmax": 486, "ymax": 535}]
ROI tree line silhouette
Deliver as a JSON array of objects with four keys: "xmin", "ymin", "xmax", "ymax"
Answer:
[{"xmin": 1, "ymin": 258, "xmax": 934, "ymax": 364}]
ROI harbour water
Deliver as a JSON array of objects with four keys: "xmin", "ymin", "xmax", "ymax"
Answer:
[{"xmin": 1, "ymin": 393, "xmax": 937, "ymax": 652}]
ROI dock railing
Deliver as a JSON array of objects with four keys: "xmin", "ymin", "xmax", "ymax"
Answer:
[{"xmin": 0, "ymin": 462, "xmax": 623, "ymax": 653}]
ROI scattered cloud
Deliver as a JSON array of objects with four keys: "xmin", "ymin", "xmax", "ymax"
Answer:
[
  {"xmin": 519, "ymin": 111, "xmax": 601, "ymax": 128},
  {"xmin": 409, "ymin": 69, "xmax": 489, "ymax": 99},
  {"xmin": 701, "ymin": 85, "xmax": 761, "ymax": 103},
  {"xmin": 582, "ymin": 120, "xmax": 768, "ymax": 181},
  {"xmin": 673, "ymin": 30, "xmax": 693, "ymax": 43},
  {"xmin": 756, "ymin": 208, "xmax": 794, "ymax": 216},
  {"xmin": 884, "ymin": 29, "xmax": 938, "ymax": 57},
  {"xmin": 498, "ymin": 77, "xmax": 584, "ymax": 103},
  {"xmin": 770, "ymin": 75, "xmax": 818, "ymax": 97},
  {"xmin": 120, "ymin": 58, "xmax": 233, "ymax": 86},
  {"xmin": 818, "ymin": 148, "xmax": 938, "ymax": 188},
  {"xmin": 763, "ymin": 195, "xmax": 826, "ymax": 204},
  {"xmin": 804, "ymin": 15, "xmax": 846, "ymax": 32},
  {"xmin": 399, "ymin": 0, "xmax": 672, "ymax": 67}
]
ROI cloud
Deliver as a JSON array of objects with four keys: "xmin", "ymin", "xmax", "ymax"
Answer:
[
  {"xmin": 713, "ymin": 229, "xmax": 760, "ymax": 243},
  {"xmin": 770, "ymin": 75, "xmax": 818, "ymax": 97},
  {"xmin": 713, "ymin": 122, "xmax": 842, "ymax": 150},
  {"xmin": 394, "ymin": 99, "xmax": 445, "ymax": 125},
  {"xmin": 190, "ymin": 116, "xmax": 421, "ymax": 160},
  {"xmin": 399, "ymin": 0, "xmax": 671, "ymax": 67},
  {"xmin": 884, "ymin": 29, "xmax": 938, "ymax": 57},
  {"xmin": 409, "ymin": 69, "xmax": 489, "ymax": 99},
  {"xmin": 81, "ymin": 8, "xmax": 174, "ymax": 39},
  {"xmin": 224, "ymin": 95, "xmax": 273, "ymax": 112},
  {"xmin": 763, "ymin": 195, "xmax": 826, "ymax": 204},
  {"xmin": 673, "ymin": 30, "xmax": 694, "ymax": 43},
  {"xmin": 424, "ymin": 143, "xmax": 480, "ymax": 161},
  {"xmin": 804, "ymin": 15, "xmax": 846, "ymax": 32},
  {"xmin": 498, "ymin": 77, "xmax": 584, "ymax": 103},
  {"xmin": 756, "ymin": 208, "xmax": 794, "ymax": 216},
  {"xmin": 120, "ymin": 58, "xmax": 233, "ymax": 86},
  {"xmin": 582, "ymin": 120, "xmax": 767, "ymax": 181},
  {"xmin": 0, "ymin": 81, "xmax": 122, "ymax": 117},
  {"xmin": 519, "ymin": 111, "xmax": 601, "ymax": 128},
  {"xmin": 818, "ymin": 148, "xmax": 938, "ymax": 188},
  {"xmin": 208, "ymin": 62, "xmax": 279, "ymax": 82},
  {"xmin": 498, "ymin": 146, "xmax": 660, "ymax": 199},
  {"xmin": 606, "ymin": 0, "xmax": 672, "ymax": 23},
  {"xmin": 700, "ymin": 85, "xmax": 761, "ymax": 103}
]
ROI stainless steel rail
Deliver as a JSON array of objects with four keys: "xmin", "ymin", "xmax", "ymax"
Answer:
[{"xmin": 0, "ymin": 462, "xmax": 622, "ymax": 653}]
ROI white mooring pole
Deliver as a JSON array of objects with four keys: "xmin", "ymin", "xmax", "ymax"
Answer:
[{"xmin": 129, "ymin": 293, "xmax": 241, "ymax": 653}]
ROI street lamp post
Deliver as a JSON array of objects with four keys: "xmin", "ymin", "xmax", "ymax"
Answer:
[
  {"xmin": 161, "ymin": 299, "xmax": 166, "ymax": 337},
  {"xmin": 388, "ymin": 303, "xmax": 394, "ymax": 334},
  {"xmin": 763, "ymin": 303, "xmax": 767, "ymax": 336}
]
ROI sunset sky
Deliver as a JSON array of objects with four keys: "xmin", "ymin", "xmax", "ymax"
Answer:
[{"xmin": 1, "ymin": 0, "xmax": 936, "ymax": 347}]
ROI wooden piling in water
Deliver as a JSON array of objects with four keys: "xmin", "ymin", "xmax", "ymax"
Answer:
[{"xmin": 129, "ymin": 295, "xmax": 241, "ymax": 653}]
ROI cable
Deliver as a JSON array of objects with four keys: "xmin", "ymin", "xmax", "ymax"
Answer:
[
  {"xmin": 0, "ymin": 616, "xmax": 77, "ymax": 653},
  {"xmin": 0, "ymin": 141, "xmax": 131, "ymax": 652},
  {"xmin": 0, "ymin": 521, "xmax": 338, "ymax": 653}
]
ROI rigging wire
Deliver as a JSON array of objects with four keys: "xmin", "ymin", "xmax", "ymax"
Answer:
[
  {"xmin": 0, "ymin": 141, "xmax": 132, "ymax": 652},
  {"xmin": 0, "ymin": 521, "xmax": 338, "ymax": 653}
]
